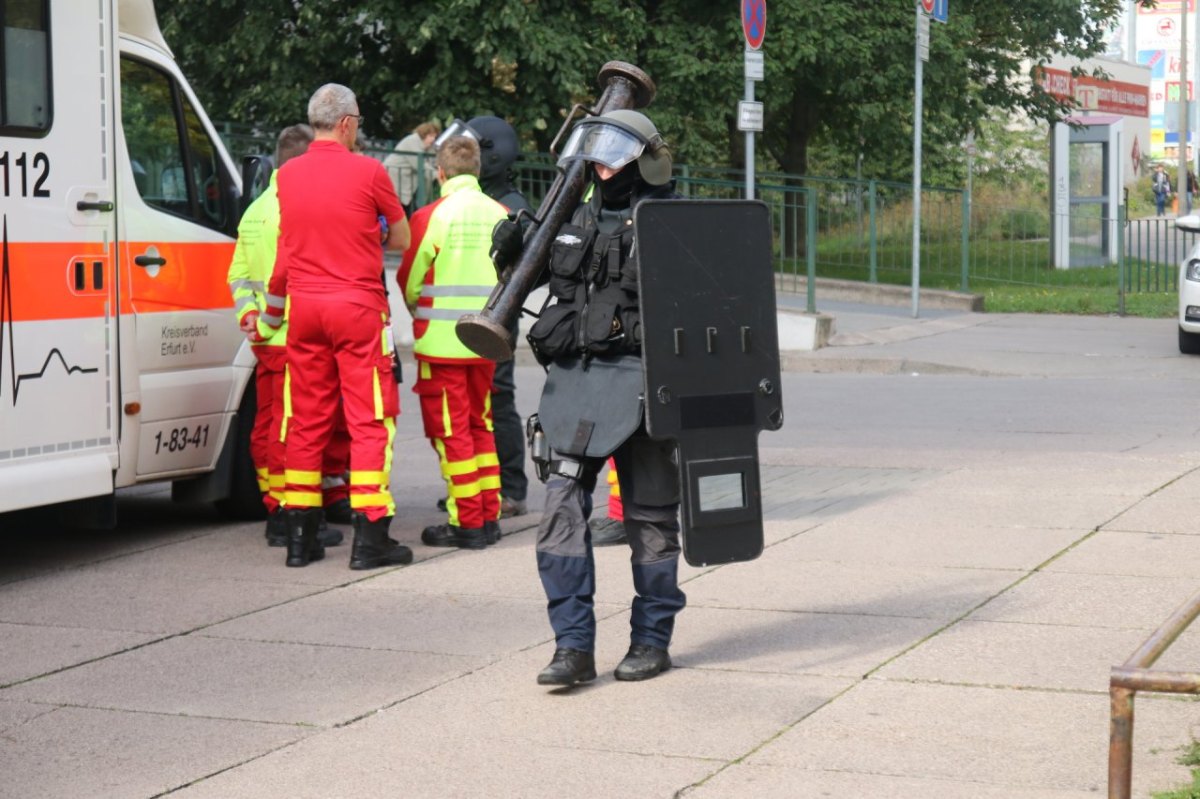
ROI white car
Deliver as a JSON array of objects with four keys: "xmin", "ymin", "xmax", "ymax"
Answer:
[{"xmin": 1178, "ymin": 214, "xmax": 1200, "ymax": 354}]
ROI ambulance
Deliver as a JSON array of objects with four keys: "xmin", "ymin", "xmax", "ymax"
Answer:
[{"xmin": 0, "ymin": 0, "xmax": 263, "ymax": 519}]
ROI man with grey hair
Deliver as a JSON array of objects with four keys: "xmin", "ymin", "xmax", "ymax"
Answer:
[{"xmin": 260, "ymin": 83, "xmax": 412, "ymax": 570}]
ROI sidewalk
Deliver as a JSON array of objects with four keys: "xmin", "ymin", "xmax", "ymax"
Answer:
[{"xmin": 3, "ymin": 294, "xmax": 1200, "ymax": 797}]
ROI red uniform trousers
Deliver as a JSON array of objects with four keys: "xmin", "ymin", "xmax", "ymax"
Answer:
[
  {"xmin": 605, "ymin": 458, "xmax": 624, "ymax": 521},
  {"xmin": 415, "ymin": 360, "xmax": 499, "ymax": 530},
  {"xmin": 282, "ymin": 297, "xmax": 398, "ymax": 522},
  {"xmin": 250, "ymin": 347, "xmax": 351, "ymax": 514}
]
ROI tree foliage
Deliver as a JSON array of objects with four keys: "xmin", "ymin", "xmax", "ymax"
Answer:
[{"xmin": 159, "ymin": 0, "xmax": 1138, "ymax": 183}]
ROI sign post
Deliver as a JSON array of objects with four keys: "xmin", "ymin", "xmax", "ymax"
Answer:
[
  {"xmin": 740, "ymin": 0, "xmax": 766, "ymax": 200},
  {"xmin": 911, "ymin": 0, "xmax": 944, "ymax": 318}
]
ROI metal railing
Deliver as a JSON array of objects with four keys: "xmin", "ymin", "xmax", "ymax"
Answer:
[
  {"xmin": 1108, "ymin": 589, "xmax": 1200, "ymax": 799},
  {"xmin": 217, "ymin": 125, "xmax": 1188, "ymax": 309}
]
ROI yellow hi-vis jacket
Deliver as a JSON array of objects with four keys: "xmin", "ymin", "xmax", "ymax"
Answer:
[
  {"xmin": 226, "ymin": 172, "xmax": 286, "ymax": 347},
  {"xmin": 398, "ymin": 173, "xmax": 506, "ymax": 362}
]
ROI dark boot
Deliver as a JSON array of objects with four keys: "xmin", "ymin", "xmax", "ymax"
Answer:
[
  {"xmin": 323, "ymin": 498, "xmax": 353, "ymax": 525},
  {"xmin": 590, "ymin": 516, "xmax": 628, "ymax": 547},
  {"xmin": 484, "ymin": 520, "xmax": 501, "ymax": 545},
  {"xmin": 285, "ymin": 508, "xmax": 325, "ymax": 568},
  {"xmin": 265, "ymin": 508, "xmax": 288, "ymax": 547},
  {"xmin": 315, "ymin": 515, "xmax": 344, "ymax": 547},
  {"xmin": 536, "ymin": 648, "xmax": 597, "ymax": 686},
  {"xmin": 421, "ymin": 523, "xmax": 487, "ymax": 550},
  {"xmin": 349, "ymin": 514, "xmax": 413, "ymax": 570},
  {"xmin": 614, "ymin": 643, "xmax": 671, "ymax": 682}
]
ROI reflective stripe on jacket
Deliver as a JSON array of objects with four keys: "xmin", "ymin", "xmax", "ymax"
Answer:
[
  {"xmin": 226, "ymin": 172, "xmax": 286, "ymax": 347},
  {"xmin": 399, "ymin": 173, "xmax": 506, "ymax": 362}
]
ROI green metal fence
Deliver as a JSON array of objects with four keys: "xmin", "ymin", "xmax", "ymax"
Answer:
[{"xmin": 219, "ymin": 125, "xmax": 1187, "ymax": 312}]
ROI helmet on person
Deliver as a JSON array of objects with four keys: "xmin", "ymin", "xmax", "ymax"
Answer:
[
  {"xmin": 556, "ymin": 109, "xmax": 671, "ymax": 186},
  {"xmin": 467, "ymin": 116, "xmax": 521, "ymax": 182},
  {"xmin": 433, "ymin": 118, "xmax": 478, "ymax": 149}
]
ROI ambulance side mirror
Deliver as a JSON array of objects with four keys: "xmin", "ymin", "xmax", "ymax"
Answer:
[{"xmin": 239, "ymin": 155, "xmax": 273, "ymax": 216}]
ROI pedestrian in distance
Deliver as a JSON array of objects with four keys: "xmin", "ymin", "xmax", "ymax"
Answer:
[
  {"xmin": 493, "ymin": 109, "xmax": 685, "ymax": 687},
  {"xmin": 1152, "ymin": 164, "xmax": 1172, "ymax": 217},
  {"xmin": 226, "ymin": 124, "xmax": 351, "ymax": 550},
  {"xmin": 259, "ymin": 83, "xmax": 412, "ymax": 570},
  {"xmin": 384, "ymin": 121, "xmax": 440, "ymax": 218},
  {"xmin": 399, "ymin": 135, "xmax": 508, "ymax": 550},
  {"xmin": 1188, "ymin": 169, "xmax": 1198, "ymax": 214}
]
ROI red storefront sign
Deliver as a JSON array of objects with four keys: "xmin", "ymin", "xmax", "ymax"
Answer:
[{"xmin": 1037, "ymin": 67, "xmax": 1150, "ymax": 118}]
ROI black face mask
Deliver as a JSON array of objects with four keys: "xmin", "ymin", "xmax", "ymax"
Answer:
[{"xmin": 597, "ymin": 163, "xmax": 640, "ymax": 208}]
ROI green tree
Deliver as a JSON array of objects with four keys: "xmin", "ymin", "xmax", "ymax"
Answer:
[{"xmin": 159, "ymin": 0, "xmax": 1138, "ymax": 181}]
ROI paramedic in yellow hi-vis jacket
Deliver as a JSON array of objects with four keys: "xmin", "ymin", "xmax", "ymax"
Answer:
[
  {"xmin": 398, "ymin": 136, "xmax": 507, "ymax": 550},
  {"xmin": 226, "ymin": 124, "xmax": 349, "ymax": 549}
]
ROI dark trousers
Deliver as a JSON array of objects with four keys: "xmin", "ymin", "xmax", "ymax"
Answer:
[
  {"xmin": 491, "ymin": 326, "xmax": 528, "ymax": 501},
  {"xmin": 535, "ymin": 449, "xmax": 685, "ymax": 652}
]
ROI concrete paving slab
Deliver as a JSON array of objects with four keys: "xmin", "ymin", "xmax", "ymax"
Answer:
[
  {"xmin": 874, "ymin": 619, "xmax": 1200, "ymax": 692},
  {"xmin": 0, "ymin": 622, "xmax": 156, "ymax": 687},
  {"xmin": 3, "ymin": 635, "xmax": 483, "ymax": 727},
  {"xmin": 746, "ymin": 680, "xmax": 1197, "ymax": 795},
  {"xmin": 970, "ymin": 571, "xmax": 1200, "ymax": 629},
  {"xmin": 796, "ymin": 517, "xmax": 1087, "ymax": 570},
  {"xmin": 78, "ymin": 526, "xmax": 412, "ymax": 588},
  {"xmin": 684, "ymin": 538, "xmax": 1018, "ymax": 621},
  {"xmin": 684, "ymin": 764, "xmax": 1101, "ymax": 798},
  {"xmin": 839, "ymin": 489, "xmax": 1138, "ymax": 531},
  {"xmin": 929, "ymin": 458, "xmax": 1191, "ymax": 499},
  {"xmin": 670, "ymin": 606, "xmax": 942, "ymax": 678},
  {"xmin": 1047, "ymin": 530, "xmax": 1200, "ymax": 577},
  {"xmin": 0, "ymin": 567, "xmax": 319, "ymax": 634},
  {"xmin": 0, "ymin": 697, "xmax": 55, "ymax": 731},
  {"xmin": 0, "ymin": 704, "xmax": 307, "ymax": 799},
  {"xmin": 174, "ymin": 729, "xmax": 718, "ymax": 799},
  {"xmin": 1104, "ymin": 471, "xmax": 1200, "ymax": 533},
  {"xmin": 204, "ymin": 585, "xmax": 556, "ymax": 658}
]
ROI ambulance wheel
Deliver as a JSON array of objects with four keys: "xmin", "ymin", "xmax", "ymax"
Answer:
[{"xmin": 215, "ymin": 382, "xmax": 266, "ymax": 520}]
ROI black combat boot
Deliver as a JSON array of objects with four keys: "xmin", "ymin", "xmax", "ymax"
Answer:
[
  {"xmin": 536, "ymin": 648, "xmax": 597, "ymax": 686},
  {"xmin": 421, "ymin": 523, "xmax": 488, "ymax": 550},
  {"xmin": 285, "ymin": 508, "xmax": 325, "ymax": 568},
  {"xmin": 349, "ymin": 514, "xmax": 413, "ymax": 570},
  {"xmin": 614, "ymin": 643, "xmax": 671, "ymax": 681},
  {"xmin": 484, "ymin": 520, "xmax": 502, "ymax": 545},
  {"xmin": 323, "ymin": 498, "xmax": 353, "ymax": 525},
  {"xmin": 269, "ymin": 508, "xmax": 342, "ymax": 548},
  {"xmin": 265, "ymin": 508, "xmax": 288, "ymax": 547}
]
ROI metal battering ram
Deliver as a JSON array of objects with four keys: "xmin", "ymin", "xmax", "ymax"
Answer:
[{"xmin": 455, "ymin": 61, "xmax": 656, "ymax": 362}]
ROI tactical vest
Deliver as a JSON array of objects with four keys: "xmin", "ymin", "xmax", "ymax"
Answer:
[{"xmin": 528, "ymin": 183, "xmax": 674, "ymax": 365}]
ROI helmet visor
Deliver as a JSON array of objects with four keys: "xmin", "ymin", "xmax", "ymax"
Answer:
[
  {"xmin": 556, "ymin": 120, "xmax": 646, "ymax": 171},
  {"xmin": 434, "ymin": 118, "xmax": 479, "ymax": 149}
]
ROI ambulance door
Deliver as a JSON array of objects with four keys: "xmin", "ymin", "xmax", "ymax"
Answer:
[
  {"xmin": 0, "ymin": 0, "xmax": 121, "ymax": 513},
  {"xmin": 115, "ymin": 46, "xmax": 241, "ymax": 479}
]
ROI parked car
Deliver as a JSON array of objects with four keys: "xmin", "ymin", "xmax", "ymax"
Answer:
[{"xmin": 1177, "ymin": 215, "xmax": 1200, "ymax": 354}]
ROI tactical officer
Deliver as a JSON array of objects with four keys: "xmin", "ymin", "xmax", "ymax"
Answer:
[{"xmin": 497, "ymin": 109, "xmax": 685, "ymax": 686}]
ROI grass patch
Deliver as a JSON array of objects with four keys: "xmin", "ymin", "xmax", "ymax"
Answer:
[{"xmin": 1153, "ymin": 740, "xmax": 1200, "ymax": 799}]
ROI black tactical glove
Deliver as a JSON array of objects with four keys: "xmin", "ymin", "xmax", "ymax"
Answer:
[{"xmin": 491, "ymin": 215, "xmax": 524, "ymax": 276}]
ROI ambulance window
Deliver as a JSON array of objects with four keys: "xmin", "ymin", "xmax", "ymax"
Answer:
[
  {"xmin": 121, "ymin": 59, "xmax": 190, "ymax": 218},
  {"xmin": 1, "ymin": 0, "xmax": 52, "ymax": 134},
  {"xmin": 181, "ymin": 98, "xmax": 230, "ymax": 231}
]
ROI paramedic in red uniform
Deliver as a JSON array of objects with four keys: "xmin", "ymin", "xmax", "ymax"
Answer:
[{"xmin": 260, "ymin": 83, "xmax": 411, "ymax": 569}]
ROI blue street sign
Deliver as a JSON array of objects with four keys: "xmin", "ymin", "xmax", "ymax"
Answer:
[{"xmin": 932, "ymin": 0, "xmax": 948, "ymax": 24}]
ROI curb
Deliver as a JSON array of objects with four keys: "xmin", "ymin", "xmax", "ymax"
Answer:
[{"xmin": 776, "ymin": 275, "xmax": 984, "ymax": 312}]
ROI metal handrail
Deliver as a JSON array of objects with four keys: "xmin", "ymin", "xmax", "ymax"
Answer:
[{"xmin": 1108, "ymin": 588, "xmax": 1200, "ymax": 799}]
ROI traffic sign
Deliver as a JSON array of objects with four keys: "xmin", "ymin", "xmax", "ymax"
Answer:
[
  {"xmin": 737, "ymin": 101, "xmax": 764, "ymax": 132},
  {"xmin": 932, "ymin": 0, "xmax": 948, "ymax": 23},
  {"xmin": 919, "ymin": 0, "xmax": 935, "ymax": 13},
  {"xmin": 742, "ymin": 0, "xmax": 766, "ymax": 50},
  {"xmin": 744, "ymin": 49, "xmax": 764, "ymax": 81}
]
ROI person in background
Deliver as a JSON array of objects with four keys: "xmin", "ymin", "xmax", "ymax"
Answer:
[
  {"xmin": 399, "ymin": 135, "xmax": 508, "ymax": 550},
  {"xmin": 226, "ymin": 124, "xmax": 350, "ymax": 549},
  {"xmin": 1152, "ymin": 164, "xmax": 1172, "ymax": 217},
  {"xmin": 259, "ymin": 83, "xmax": 411, "ymax": 570},
  {"xmin": 384, "ymin": 121, "xmax": 440, "ymax": 217}
]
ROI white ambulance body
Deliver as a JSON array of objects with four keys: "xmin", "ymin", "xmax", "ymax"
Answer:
[{"xmin": 0, "ymin": 0, "xmax": 260, "ymax": 517}]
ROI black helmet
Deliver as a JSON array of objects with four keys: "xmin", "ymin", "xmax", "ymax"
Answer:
[
  {"xmin": 467, "ymin": 115, "xmax": 520, "ymax": 182},
  {"xmin": 556, "ymin": 109, "xmax": 671, "ymax": 186}
]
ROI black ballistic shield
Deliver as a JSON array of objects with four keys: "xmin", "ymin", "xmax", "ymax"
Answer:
[{"xmin": 634, "ymin": 200, "xmax": 783, "ymax": 566}]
